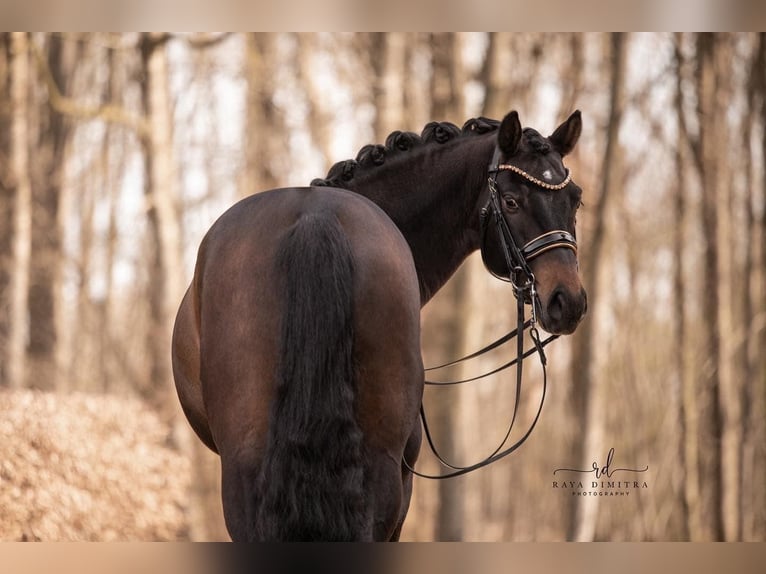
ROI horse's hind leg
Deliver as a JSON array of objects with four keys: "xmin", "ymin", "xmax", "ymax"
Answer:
[
  {"xmin": 365, "ymin": 450, "xmax": 406, "ymax": 541},
  {"xmin": 386, "ymin": 471, "xmax": 411, "ymax": 541},
  {"xmin": 388, "ymin": 476, "xmax": 410, "ymax": 542},
  {"xmin": 364, "ymin": 422, "xmax": 423, "ymax": 541}
]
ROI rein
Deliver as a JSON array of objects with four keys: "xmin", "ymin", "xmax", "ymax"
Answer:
[{"xmin": 403, "ymin": 147, "xmax": 575, "ymax": 480}]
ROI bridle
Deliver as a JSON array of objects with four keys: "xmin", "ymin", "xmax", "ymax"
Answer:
[{"xmin": 403, "ymin": 146, "xmax": 578, "ymax": 480}]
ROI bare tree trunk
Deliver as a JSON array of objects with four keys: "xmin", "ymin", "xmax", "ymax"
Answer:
[
  {"xmin": 139, "ymin": 33, "xmax": 186, "ymax": 421},
  {"xmin": 72, "ymin": 160, "xmax": 96, "ymax": 390},
  {"xmin": 481, "ymin": 33, "xmax": 513, "ymax": 119},
  {"xmin": 7, "ymin": 32, "xmax": 32, "ymax": 391},
  {"xmin": 241, "ymin": 33, "xmax": 283, "ymax": 198},
  {"xmin": 693, "ymin": 32, "xmax": 726, "ymax": 541},
  {"xmin": 737, "ymin": 36, "xmax": 758, "ymax": 542},
  {"xmin": 403, "ymin": 33, "xmax": 430, "ymax": 130},
  {"xmin": 673, "ymin": 119, "xmax": 694, "ymax": 542},
  {"xmin": 713, "ymin": 37, "xmax": 740, "ymax": 543},
  {"xmin": 99, "ymin": 42, "xmax": 121, "ymax": 392},
  {"xmin": 758, "ymin": 32, "xmax": 766, "ymax": 544},
  {"xmin": 568, "ymin": 32, "xmax": 626, "ymax": 541},
  {"xmin": 751, "ymin": 31, "xmax": 766, "ymax": 542},
  {"xmin": 0, "ymin": 34, "xmax": 13, "ymax": 387},
  {"xmin": 672, "ymin": 33, "xmax": 696, "ymax": 541},
  {"xmin": 296, "ymin": 34, "xmax": 334, "ymax": 171},
  {"xmin": 65, "ymin": 37, "xmax": 98, "ymax": 392},
  {"xmin": 371, "ymin": 33, "xmax": 406, "ymax": 140},
  {"xmin": 26, "ymin": 33, "xmax": 77, "ymax": 391},
  {"xmin": 556, "ymin": 34, "xmax": 585, "ymax": 121}
]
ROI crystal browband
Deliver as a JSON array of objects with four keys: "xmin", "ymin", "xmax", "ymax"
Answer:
[{"xmin": 496, "ymin": 163, "xmax": 571, "ymax": 191}]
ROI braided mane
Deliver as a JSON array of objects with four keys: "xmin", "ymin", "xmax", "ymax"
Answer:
[{"xmin": 310, "ymin": 117, "xmax": 501, "ymax": 189}]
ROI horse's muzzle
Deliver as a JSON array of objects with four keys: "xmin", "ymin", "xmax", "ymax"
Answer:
[{"xmin": 539, "ymin": 285, "xmax": 587, "ymax": 335}]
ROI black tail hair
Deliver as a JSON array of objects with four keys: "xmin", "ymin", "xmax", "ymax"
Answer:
[{"xmin": 253, "ymin": 212, "xmax": 370, "ymax": 541}]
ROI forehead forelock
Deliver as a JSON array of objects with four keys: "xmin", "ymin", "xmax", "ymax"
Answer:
[{"xmin": 521, "ymin": 128, "xmax": 547, "ymax": 149}]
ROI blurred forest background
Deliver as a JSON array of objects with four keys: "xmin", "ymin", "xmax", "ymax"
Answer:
[{"xmin": 0, "ymin": 32, "xmax": 764, "ymax": 541}]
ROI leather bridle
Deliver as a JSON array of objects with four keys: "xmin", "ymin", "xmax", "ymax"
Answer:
[{"xmin": 403, "ymin": 147, "xmax": 578, "ymax": 480}]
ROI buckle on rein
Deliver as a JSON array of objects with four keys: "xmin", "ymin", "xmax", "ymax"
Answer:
[{"xmin": 519, "ymin": 274, "xmax": 538, "ymax": 325}]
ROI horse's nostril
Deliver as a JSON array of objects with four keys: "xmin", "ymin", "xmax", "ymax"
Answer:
[{"xmin": 547, "ymin": 289, "xmax": 566, "ymax": 323}]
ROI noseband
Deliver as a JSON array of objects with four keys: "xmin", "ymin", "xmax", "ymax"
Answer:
[{"xmin": 403, "ymin": 147, "xmax": 578, "ymax": 480}]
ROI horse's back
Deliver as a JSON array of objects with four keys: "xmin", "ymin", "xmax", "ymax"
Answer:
[{"xmin": 172, "ymin": 186, "xmax": 423, "ymax": 540}]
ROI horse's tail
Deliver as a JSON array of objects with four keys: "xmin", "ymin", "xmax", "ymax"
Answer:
[{"xmin": 253, "ymin": 212, "xmax": 370, "ymax": 541}]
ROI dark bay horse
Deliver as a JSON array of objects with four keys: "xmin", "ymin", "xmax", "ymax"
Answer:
[{"xmin": 172, "ymin": 110, "xmax": 587, "ymax": 541}]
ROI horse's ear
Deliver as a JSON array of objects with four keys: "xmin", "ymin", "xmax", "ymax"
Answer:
[
  {"xmin": 549, "ymin": 110, "xmax": 582, "ymax": 157},
  {"xmin": 498, "ymin": 111, "xmax": 522, "ymax": 156}
]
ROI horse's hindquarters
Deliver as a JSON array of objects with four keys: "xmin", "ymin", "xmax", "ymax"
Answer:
[{"xmin": 183, "ymin": 188, "xmax": 424, "ymax": 541}]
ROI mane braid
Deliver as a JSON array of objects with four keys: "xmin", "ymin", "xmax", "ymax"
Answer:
[{"xmin": 310, "ymin": 116, "xmax": 501, "ymax": 189}]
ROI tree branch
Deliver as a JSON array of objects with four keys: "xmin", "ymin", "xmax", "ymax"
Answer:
[
  {"xmin": 184, "ymin": 33, "xmax": 232, "ymax": 50},
  {"xmin": 673, "ymin": 33, "xmax": 703, "ymax": 175},
  {"xmin": 31, "ymin": 39, "xmax": 150, "ymax": 138}
]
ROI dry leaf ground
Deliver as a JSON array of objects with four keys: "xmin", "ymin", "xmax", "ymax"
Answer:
[{"xmin": 0, "ymin": 390, "xmax": 191, "ymax": 541}]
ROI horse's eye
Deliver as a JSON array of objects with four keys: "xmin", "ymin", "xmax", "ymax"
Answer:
[{"xmin": 503, "ymin": 196, "xmax": 519, "ymax": 212}]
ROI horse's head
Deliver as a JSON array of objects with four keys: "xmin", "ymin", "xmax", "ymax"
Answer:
[{"xmin": 479, "ymin": 110, "xmax": 587, "ymax": 335}]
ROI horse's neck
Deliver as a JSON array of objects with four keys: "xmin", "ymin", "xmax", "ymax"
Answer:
[{"xmin": 354, "ymin": 136, "xmax": 493, "ymax": 304}]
